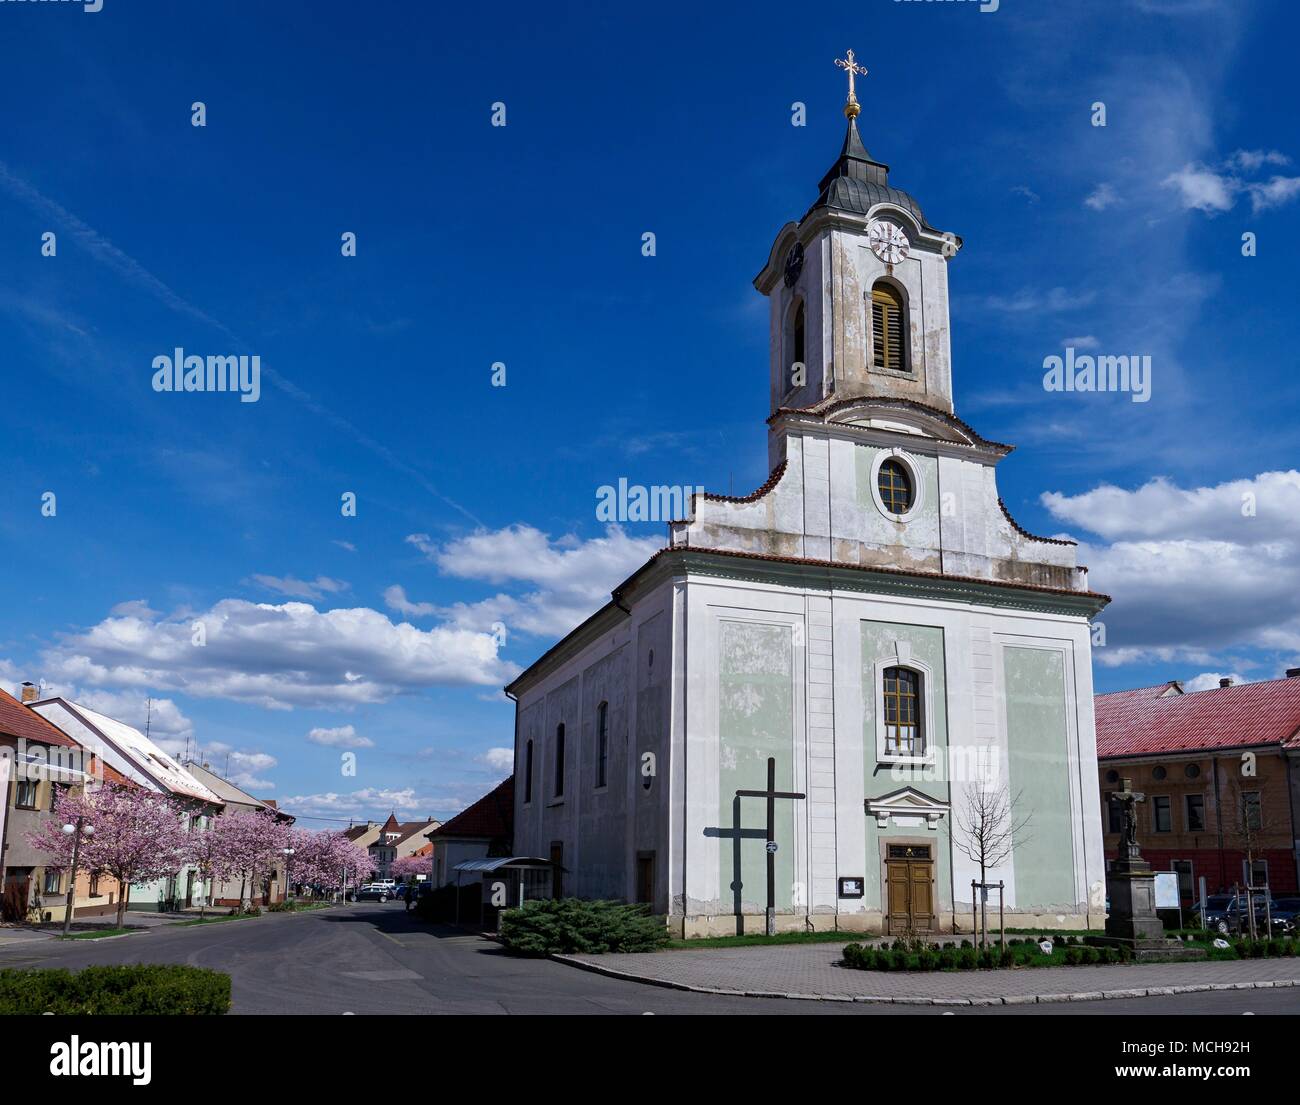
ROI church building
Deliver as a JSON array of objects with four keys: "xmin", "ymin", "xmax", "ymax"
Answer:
[{"xmin": 508, "ymin": 56, "xmax": 1110, "ymax": 936}]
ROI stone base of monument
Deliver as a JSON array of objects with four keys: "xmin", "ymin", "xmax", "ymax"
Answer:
[{"xmin": 1088, "ymin": 855, "xmax": 1206, "ymax": 961}]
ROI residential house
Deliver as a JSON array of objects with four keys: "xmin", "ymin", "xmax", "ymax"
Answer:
[
  {"xmin": 184, "ymin": 760, "xmax": 294, "ymax": 906},
  {"xmin": 1095, "ymin": 674, "xmax": 1300, "ymax": 903},
  {"xmin": 0, "ymin": 684, "xmax": 133, "ymax": 923},
  {"xmin": 426, "ymin": 777, "xmax": 513, "ymax": 889},
  {"xmin": 31, "ymin": 696, "xmax": 223, "ymax": 912},
  {"xmin": 354, "ymin": 813, "xmax": 441, "ymax": 880}
]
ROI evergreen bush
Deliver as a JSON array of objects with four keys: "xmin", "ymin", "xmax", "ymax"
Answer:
[
  {"xmin": 498, "ymin": 898, "xmax": 669, "ymax": 956},
  {"xmin": 0, "ymin": 965, "xmax": 229, "ymax": 1015}
]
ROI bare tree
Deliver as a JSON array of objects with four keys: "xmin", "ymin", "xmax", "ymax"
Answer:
[
  {"xmin": 950, "ymin": 781, "xmax": 1031, "ymax": 947},
  {"xmin": 1223, "ymin": 777, "xmax": 1284, "ymax": 939}
]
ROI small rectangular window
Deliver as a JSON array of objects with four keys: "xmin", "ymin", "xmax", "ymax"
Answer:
[
  {"xmin": 524, "ymin": 740, "xmax": 533, "ymax": 804},
  {"xmin": 596, "ymin": 703, "xmax": 609, "ymax": 789},
  {"xmin": 554, "ymin": 724, "xmax": 565, "ymax": 798},
  {"xmin": 1153, "ymin": 795, "xmax": 1172, "ymax": 833},
  {"xmin": 15, "ymin": 779, "xmax": 39, "ymax": 809},
  {"xmin": 1185, "ymin": 794, "xmax": 1205, "ymax": 833},
  {"xmin": 43, "ymin": 869, "xmax": 62, "ymax": 895},
  {"xmin": 1242, "ymin": 791, "xmax": 1262, "ymax": 831},
  {"xmin": 1106, "ymin": 793, "xmax": 1123, "ymax": 834}
]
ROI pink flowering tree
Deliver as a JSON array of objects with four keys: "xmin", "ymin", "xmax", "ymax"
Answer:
[
  {"xmin": 390, "ymin": 853, "xmax": 432, "ymax": 883},
  {"xmin": 27, "ymin": 782, "xmax": 190, "ymax": 928},
  {"xmin": 185, "ymin": 815, "xmax": 242, "ymax": 921},
  {"xmin": 218, "ymin": 809, "xmax": 292, "ymax": 911},
  {"xmin": 288, "ymin": 830, "xmax": 373, "ymax": 898}
]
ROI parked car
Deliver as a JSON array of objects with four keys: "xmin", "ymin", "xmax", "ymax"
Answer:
[
  {"xmin": 1193, "ymin": 894, "xmax": 1284, "ymax": 935},
  {"xmin": 1269, "ymin": 897, "xmax": 1300, "ymax": 934},
  {"xmin": 352, "ymin": 884, "xmax": 394, "ymax": 902}
]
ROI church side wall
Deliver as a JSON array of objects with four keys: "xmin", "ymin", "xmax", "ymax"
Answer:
[{"xmin": 512, "ymin": 580, "xmax": 677, "ymax": 910}]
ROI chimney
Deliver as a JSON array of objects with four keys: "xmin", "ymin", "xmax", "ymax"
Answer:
[
  {"xmin": 1287, "ymin": 668, "xmax": 1300, "ymax": 679},
  {"xmin": 20, "ymin": 681, "xmax": 38, "ymax": 704},
  {"xmin": 1219, "ymin": 677, "xmax": 1233, "ymax": 688}
]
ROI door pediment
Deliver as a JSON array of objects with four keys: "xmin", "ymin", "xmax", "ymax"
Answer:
[{"xmin": 865, "ymin": 786, "xmax": 950, "ymax": 830}]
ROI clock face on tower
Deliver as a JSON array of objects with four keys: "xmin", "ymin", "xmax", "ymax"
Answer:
[
  {"xmin": 867, "ymin": 220, "xmax": 910, "ymax": 265},
  {"xmin": 783, "ymin": 241, "xmax": 804, "ymax": 288}
]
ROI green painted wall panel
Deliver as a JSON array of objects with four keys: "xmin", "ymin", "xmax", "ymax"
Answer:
[
  {"xmin": 1003, "ymin": 647, "xmax": 1075, "ymax": 908},
  {"xmin": 719, "ymin": 621, "xmax": 794, "ymax": 913}
]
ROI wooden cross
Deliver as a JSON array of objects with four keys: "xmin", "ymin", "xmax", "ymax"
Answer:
[
  {"xmin": 736, "ymin": 756, "xmax": 806, "ymax": 935},
  {"xmin": 834, "ymin": 49, "xmax": 868, "ymax": 104}
]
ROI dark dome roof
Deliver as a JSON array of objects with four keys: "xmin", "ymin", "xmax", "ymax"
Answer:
[{"xmin": 803, "ymin": 118, "xmax": 933, "ymax": 231}]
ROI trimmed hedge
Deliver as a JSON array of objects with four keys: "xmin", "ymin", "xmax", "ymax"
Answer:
[
  {"xmin": 0, "ymin": 964, "xmax": 231, "ymax": 1015},
  {"xmin": 842, "ymin": 934, "xmax": 1298, "ymax": 972},
  {"xmin": 498, "ymin": 898, "xmax": 669, "ymax": 956}
]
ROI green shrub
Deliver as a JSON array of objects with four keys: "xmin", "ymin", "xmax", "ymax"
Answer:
[
  {"xmin": 498, "ymin": 898, "xmax": 668, "ymax": 957},
  {"xmin": 917, "ymin": 951, "xmax": 940, "ymax": 971},
  {"xmin": 959, "ymin": 939, "xmax": 972, "ymax": 949},
  {"xmin": 958, "ymin": 947, "xmax": 978, "ymax": 970},
  {"xmin": 938, "ymin": 948, "xmax": 957, "ymax": 970},
  {"xmin": 1064, "ymin": 947, "xmax": 1083, "ymax": 966},
  {"xmin": 998, "ymin": 948, "xmax": 1015, "ymax": 968},
  {"xmin": 0, "ymin": 965, "xmax": 229, "ymax": 1015}
]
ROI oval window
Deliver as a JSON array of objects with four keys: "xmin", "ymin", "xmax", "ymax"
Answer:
[{"xmin": 877, "ymin": 459, "xmax": 914, "ymax": 515}]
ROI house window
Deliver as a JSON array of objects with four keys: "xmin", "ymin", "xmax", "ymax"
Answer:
[
  {"xmin": 1242, "ymin": 791, "xmax": 1262, "ymax": 831},
  {"xmin": 89, "ymin": 873, "xmax": 102, "ymax": 897},
  {"xmin": 43, "ymin": 869, "xmax": 62, "ymax": 895},
  {"xmin": 877, "ymin": 460, "xmax": 914, "ymax": 515},
  {"xmin": 871, "ymin": 282, "xmax": 906, "ymax": 372},
  {"xmin": 1185, "ymin": 793, "xmax": 1205, "ymax": 833},
  {"xmin": 524, "ymin": 739, "xmax": 533, "ymax": 804},
  {"xmin": 882, "ymin": 667, "xmax": 922, "ymax": 756},
  {"xmin": 595, "ymin": 702, "xmax": 609, "ymax": 789},
  {"xmin": 1172, "ymin": 860, "xmax": 1194, "ymax": 902},
  {"xmin": 788, "ymin": 301, "xmax": 805, "ymax": 393},
  {"xmin": 1106, "ymin": 793, "xmax": 1123, "ymax": 834},
  {"xmin": 554, "ymin": 724, "xmax": 565, "ymax": 798},
  {"xmin": 636, "ymin": 852, "xmax": 655, "ymax": 905},
  {"xmin": 15, "ymin": 779, "xmax": 39, "ymax": 809},
  {"xmin": 1153, "ymin": 795, "xmax": 1172, "ymax": 833},
  {"xmin": 1246, "ymin": 859, "xmax": 1268, "ymax": 887}
]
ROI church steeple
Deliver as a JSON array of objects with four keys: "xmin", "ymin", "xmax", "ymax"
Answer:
[{"xmin": 752, "ymin": 49, "xmax": 963, "ymax": 464}]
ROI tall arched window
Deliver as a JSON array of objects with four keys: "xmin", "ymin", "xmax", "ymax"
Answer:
[
  {"xmin": 554, "ymin": 723, "xmax": 566, "ymax": 798},
  {"xmin": 524, "ymin": 739, "xmax": 533, "ymax": 803},
  {"xmin": 595, "ymin": 701, "xmax": 609, "ymax": 788},
  {"xmin": 882, "ymin": 667, "xmax": 922, "ymax": 756},
  {"xmin": 789, "ymin": 300, "xmax": 806, "ymax": 392},
  {"xmin": 871, "ymin": 282, "xmax": 906, "ymax": 372}
]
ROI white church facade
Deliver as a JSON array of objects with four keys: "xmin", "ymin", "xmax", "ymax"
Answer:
[{"xmin": 508, "ymin": 64, "xmax": 1109, "ymax": 937}]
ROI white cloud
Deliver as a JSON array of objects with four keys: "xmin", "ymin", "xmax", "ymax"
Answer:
[
  {"xmin": 277, "ymin": 787, "xmax": 462, "ymax": 821},
  {"xmin": 980, "ymin": 287, "xmax": 1098, "ymax": 314},
  {"xmin": 1043, "ymin": 472, "xmax": 1300, "ymax": 666},
  {"xmin": 1183, "ymin": 671, "xmax": 1247, "ymax": 692},
  {"xmin": 1224, "ymin": 149, "xmax": 1290, "ymax": 172},
  {"xmin": 249, "ymin": 574, "xmax": 349, "ymax": 600},
  {"xmin": 1084, "ymin": 182, "xmax": 1119, "ymax": 211},
  {"xmin": 1245, "ymin": 175, "xmax": 1300, "ymax": 213},
  {"xmin": 404, "ymin": 524, "xmax": 661, "ymax": 638},
  {"xmin": 306, "ymin": 724, "xmax": 375, "ymax": 749},
  {"xmin": 479, "ymin": 747, "xmax": 513, "ymax": 772},
  {"xmin": 382, "ymin": 584, "xmax": 437, "ymax": 618},
  {"xmin": 333, "ymin": 541, "xmax": 357, "ymax": 553},
  {"xmin": 41, "ymin": 598, "xmax": 516, "ymax": 710},
  {"xmin": 1163, "ymin": 164, "xmax": 1236, "ymax": 213},
  {"xmin": 1061, "ymin": 335, "xmax": 1100, "ymax": 350}
]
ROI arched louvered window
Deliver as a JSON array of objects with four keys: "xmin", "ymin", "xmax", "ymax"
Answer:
[
  {"xmin": 882, "ymin": 667, "xmax": 922, "ymax": 756},
  {"xmin": 871, "ymin": 282, "xmax": 906, "ymax": 372}
]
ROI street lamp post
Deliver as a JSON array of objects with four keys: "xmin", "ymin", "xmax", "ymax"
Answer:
[
  {"xmin": 282, "ymin": 847, "xmax": 295, "ymax": 907},
  {"xmin": 60, "ymin": 818, "xmax": 94, "ymax": 939}
]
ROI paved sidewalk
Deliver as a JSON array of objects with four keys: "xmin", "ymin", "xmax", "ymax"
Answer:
[{"xmin": 557, "ymin": 944, "xmax": 1300, "ymax": 1005}]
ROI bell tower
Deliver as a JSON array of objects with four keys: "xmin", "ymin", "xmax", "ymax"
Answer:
[{"xmin": 753, "ymin": 51, "xmax": 962, "ymax": 436}]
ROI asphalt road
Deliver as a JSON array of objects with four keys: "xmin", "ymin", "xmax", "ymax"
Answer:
[{"xmin": 0, "ymin": 903, "xmax": 1295, "ymax": 1015}]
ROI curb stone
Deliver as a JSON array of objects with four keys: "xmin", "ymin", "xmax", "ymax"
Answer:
[{"xmin": 551, "ymin": 953, "xmax": 1300, "ymax": 1006}]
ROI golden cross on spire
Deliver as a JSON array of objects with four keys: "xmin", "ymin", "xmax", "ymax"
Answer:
[{"xmin": 834, "ymin": 49, "xmax": 868, "ymax": 119}]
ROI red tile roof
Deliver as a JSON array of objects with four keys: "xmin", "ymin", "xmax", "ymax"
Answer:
[
  {"xmin": 1096, "ymin": 677, "xmax": 1300, "ymax": 759},
  {"xmin": 380, "ymin": 812, "xmax": 401, "ymax": 833},
  {"xmin": 0, "ymin": 688, "xmax": 79, "ymax": 747},
  {"xmin": 428, "ymin": 777, "xmax": 513, "ymax": 842}
]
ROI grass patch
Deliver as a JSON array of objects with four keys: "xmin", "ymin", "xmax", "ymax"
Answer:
[
  {"xmin": 668, "ymin": 930, "xmax": 859, "ymax": 950},
  {"xmin": 58, "ymin": 927, "xmax": 135, "ymax": 941}
]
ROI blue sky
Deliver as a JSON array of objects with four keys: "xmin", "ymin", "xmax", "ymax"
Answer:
[{"xmin": 1, "ymin": 0, "xmax": 1297, "ymax": 823}]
